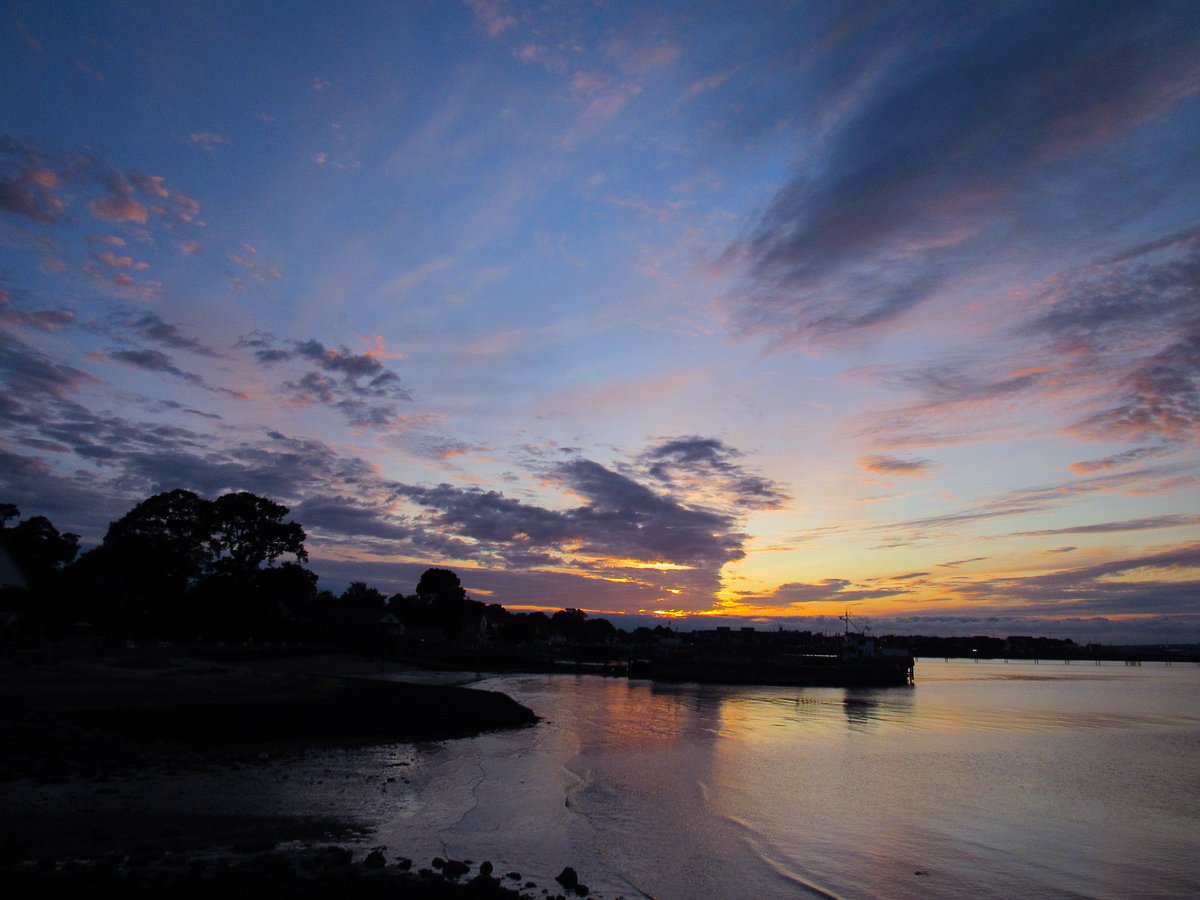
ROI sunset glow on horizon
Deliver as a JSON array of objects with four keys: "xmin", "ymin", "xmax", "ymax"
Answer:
[{"xmin": 3, "ymin": 1, "xmax": 1200, "ymax": 642}]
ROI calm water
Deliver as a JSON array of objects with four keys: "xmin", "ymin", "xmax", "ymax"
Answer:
[{"xmin": 367, "ymin": 660, "xmax": 1200, "ymax": 899}]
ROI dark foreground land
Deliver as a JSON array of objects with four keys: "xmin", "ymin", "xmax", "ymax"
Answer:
[{"xmin": 0, "ymin": 651, "xmax": 593, "ymax": 899}]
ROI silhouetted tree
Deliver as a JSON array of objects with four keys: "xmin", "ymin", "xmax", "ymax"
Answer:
[
  {"xmin": 256, "ymin": 561, "xmax": 319, "ymax": 612},
  {"xmin": 0, "ymin": 503, "xmax": 20, "ymax": 528},
  {"xmin": 0, "ymin": 506, "xmax": 79, "ymax": 630},
  {"xmin": 631, "ymin": 626, "xmax": 657, "ymax": 645},
  {"xmin": 402, "ymin": 568, "xmax": 485, "ymax": 638},
  {"xmin": 340, "ymin": 581, "xmax": 387, "ymax": 609},
  {"xmin": 551, "ymin": 608, "xmax": 588, "ymax": 641},
  {"xmin": 206, "ymin": 492, "xmax": 307, "ymax": 580},
  {"xmin": 492, "ymin": 609, "xmax": 549, "ymax": 645},
  {"xmin": 0, "ymin": 513, "xmax": 79, "ymax": 585},
  {"xmin": 582, "ymin": 616, "xmax": 616, "ymax": 644}
]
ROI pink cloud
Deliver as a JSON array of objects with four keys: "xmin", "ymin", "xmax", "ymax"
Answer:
[
  {"xmin": 188, "ymin": 132, "xmax": 226, "ymax": 149},
  {"xmin": 466, "ymin": 0, "xmax": 517, "ymax": 36},
  {"xmin": 171, "ymin": 191, "xmax": 200, "ymax": 223},
  {"xmin": 89, "ymin": 194, "xmax": 148, "ymax": 223},
  {"xmin": 87, "ymin": 234, "xmax": 126, "ymax": 247},
  {"xmin": 96, "ymin": 251, "xmax": 134, "ymax": 269},
  {"xmin": 560, "ymin": 82, "xmax": 643, "ymax": 150},
  {"xmin": 0, "ymin": 167, "xmax": 65, "ymax": 222}
]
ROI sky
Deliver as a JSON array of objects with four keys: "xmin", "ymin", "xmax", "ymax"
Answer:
[{"xmin": 2, "ymin": 1, "xmax": 1200, "ymax": 642}]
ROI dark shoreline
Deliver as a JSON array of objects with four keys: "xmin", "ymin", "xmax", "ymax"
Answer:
[
  {"xmin": 0, "ymin": 652, "xmax": 537, "ymax": 781},
  {"xmin": 82, "ymin": 674, "xmax": 539, "ymax": 745},
  {"xmin": 2, "ymin": 843, "xmax": 544, "ymax": 899}
]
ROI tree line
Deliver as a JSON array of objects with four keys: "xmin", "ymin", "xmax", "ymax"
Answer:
[{"xmin": 0, "ymin": 489, "xmax": 650, "ymax": 646}]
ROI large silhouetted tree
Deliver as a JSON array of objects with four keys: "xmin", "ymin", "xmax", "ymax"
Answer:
[
  {"xmin": 416, "ymin": 567, "xmax": 467, "ymax": 606},
  {"xmin": 101, "ymin": 489, "xmax": 211, "ymax": 596},
  {"xmin": 0, "ymin": 508, "xmax": 78, "ymax": 619},
  {"xmin": 398, "ymin": 568, "xmax": 481, "ymax": 636},
  {"xmin": 69, "ymin": 488, "xmax": 310, "ymax": 637}
]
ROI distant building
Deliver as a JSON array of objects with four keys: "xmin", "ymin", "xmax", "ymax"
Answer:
[{"xmin": 379, "ymin": 613, "xmax": 405, "ymax": 638}]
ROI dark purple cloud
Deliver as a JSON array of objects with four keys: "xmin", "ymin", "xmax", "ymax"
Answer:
[
  {"xmin": 240, "ymin": 332, "xmax": 412, "ymax": 428},
  {"xmin": 111, "ymin": 310, "xmax": 222, "ymax": 357},
  {"xmin": 0, "ymin": 292, "xmax": 75, "ymax": 331},
  {"xmin": 0, "ymin": 330, "xmax": 96, "ymax": 402},
  {"xmin": 108, "ymin": 348, "xmax": 203, "ymax": 384},
  {"xmin": 1076, "ymin": 327, "xmax": 1200, "ymax": 441}
]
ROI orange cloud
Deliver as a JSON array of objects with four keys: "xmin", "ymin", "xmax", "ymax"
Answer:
[
  {"xmin": 26, "ymin": 168, "xmax": 57, "ymax": 188},
  {"xmin": 358, "ymin": 334, "xmax": 407, "ymax": 361}
]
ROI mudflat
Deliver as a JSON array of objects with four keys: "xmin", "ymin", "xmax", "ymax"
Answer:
[{"xmin": 0, "ymin": 650, "xmax": 553, "ymax": 898}]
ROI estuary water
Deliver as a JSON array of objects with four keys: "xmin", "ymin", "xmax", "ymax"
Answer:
[{"xmin": 370, "ymin": 660, "xmax": 1200, "ymax": 899}]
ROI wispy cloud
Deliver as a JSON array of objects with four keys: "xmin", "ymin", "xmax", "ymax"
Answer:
[
  {"xmin": 736, "ymin": 578, "xmax": 909, "ymax": 607},
  {"xmin": 188, "ymin": 132, "xmax": 226, "ymax": 150},
  {"xmin": 958, "ymin": 543, "xmax": 1200, "ymax": 617},
  {"xmin": 1011, "ymin": 515, "xmax": 1200, "ymax": 537},
  {"xmin": 1069, "ymin": 446, "xmax": 1169, "ymax": 474},
  {"xmin": 637, "ymin": 435, "xmax": 789, "ymax": 510},
  {"xmin": 722, "ymin": 5, "xmax": 1200, "ymax": 342},
  {"xmin": 859, "ymin": 454, "xmax": 930, "ymax": 477},
  {"xmin": 809, "ymin": 465, "xmax": 1199, "ymax": 548}
]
